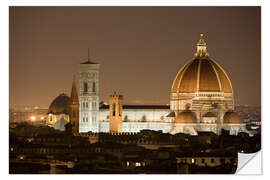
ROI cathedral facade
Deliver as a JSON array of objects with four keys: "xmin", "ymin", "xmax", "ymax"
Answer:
[{"xmin": 47, "ymin": 34, "xmax": 248, "ymax": 135}]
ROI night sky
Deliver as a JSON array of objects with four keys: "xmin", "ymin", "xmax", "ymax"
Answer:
[{"xmin": 9, "ymin": 7, "xmax": 261, "ymax": 107}]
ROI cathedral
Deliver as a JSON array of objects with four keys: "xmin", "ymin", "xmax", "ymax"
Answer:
[{"xmin": 47, "ymin": 34, "xmax": 248, "ymax": 135}]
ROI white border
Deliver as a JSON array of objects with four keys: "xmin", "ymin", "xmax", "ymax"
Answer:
[
  {"xmin": 8, "ymin": 0, "xmax": 263, "ymax": 6},
  {"xmin": 2, "ymin": 0, "xmax": 268, "ymax": 179}
]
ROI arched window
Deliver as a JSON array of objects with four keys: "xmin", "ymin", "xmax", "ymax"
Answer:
[
  {"xmin": 142, "ymin": 115, "xmax": 146, "ymax": 122},
  {"xmin": 92, "ymin": 82, "xmax": 96, "ymax": 92},
  {"xmin": 124, "ymin": 115, "xmax": 128, "ymax": 122},
  {"xmin": 112, "ymin": 103, "xmax": 116, "ymax": 116},
  {"xmin": 118, "ymin": 102, "xmax": 121, "ymax": 116},
  {"xmin": 92, "ymin": 102, "xmax": 96, "ymax": 110},
  {"xmin": 84, "ymin": 82, "xmax": 88, "ymax": 92}
]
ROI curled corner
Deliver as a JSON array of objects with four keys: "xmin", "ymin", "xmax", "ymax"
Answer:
[{"xmin": 236, "ymin": 150, "xmax": 262, "ymax": 175}]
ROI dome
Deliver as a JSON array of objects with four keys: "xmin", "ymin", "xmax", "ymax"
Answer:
[
  {"xmin": 223, "ymin": 111, "xmax": 242, "ymax": 124},
  {"xmin": 175, "ymin": 110, "xmax": 197, "ymax": 123},
  {"xmin": 48, "ymin": 93, "xmax": 70, "ymax": 115},
  {"xmin": 171, "ymin": 34, "xmax": 233, "ymax": 93}
]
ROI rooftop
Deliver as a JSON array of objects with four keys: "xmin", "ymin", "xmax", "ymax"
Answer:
[{"xmin": 100, "ymin": 104, "xmax": 169, "ymax": 110}]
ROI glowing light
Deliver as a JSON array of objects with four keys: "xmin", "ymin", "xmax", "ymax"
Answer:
[
  {"xmin": 41, "ymin": 116, "xmax": 44, "ymax": 120},
  {"xmin": 135, "ymin": 162, "xmax": 141, "ymax": 167},
  {"xmin": 31, "ymin": 116, "xmax": 36, "ymax": 121}
]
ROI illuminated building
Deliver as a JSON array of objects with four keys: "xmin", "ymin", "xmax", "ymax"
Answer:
[
  {"xmin": 48, "ymin": 34, "xmax": 248, "ymax": 135},
  {"xmin": 79, "ymin": 52, "xmax": 100, "ymax": 132},
  {"xmin": 109, "ymin": 93, "xmax": 123, "ymax": 133},
  {"xmin": 47, "ymin": 93, "xmax": 70, "ymax": 127},
  {"xmin": 69, "ymin": 77, "xmax": 80, "ymax": 134},
  {"xmin": 10, "ymin": 106, "xmax": 47, "ymax": 123},
  {"xmin": 169, "ymin": 34, "xmax": 247, "ymax": 135}
]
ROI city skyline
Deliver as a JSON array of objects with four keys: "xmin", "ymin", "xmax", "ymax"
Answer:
[{"xmin": 9, "ymin": 7, "xmax": 261, "ymax": 107}]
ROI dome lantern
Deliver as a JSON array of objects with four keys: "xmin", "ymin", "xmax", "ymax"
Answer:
[{"xmin": 194, "ymin": 33, "xmax": 209, "ymax": 58}]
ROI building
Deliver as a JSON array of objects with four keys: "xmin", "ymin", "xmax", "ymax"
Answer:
[
  {"xmin": 47, "ymin": 34, "xmax": 249, "ymax": 135},
  {"xmin": 169, "ymin": 34, "xmax": 247, "ymax": 135},
  {"xmin": 176, "ymin": 151, "xmax": 238, "ymax": 174},
  {"xmin": 47, "ymin": 93, "xmax": 70, "ymax": 127},
  {"xmin": 10, "ymin": 106, "xmax": 47, "ymax": 123},
  {"xmin": 79, "ymin": 54, "xmax": 100, "ymax": 133},
  {"xmin": 69, "ymin": 77, "xmax": 80, "ymax": 134}
]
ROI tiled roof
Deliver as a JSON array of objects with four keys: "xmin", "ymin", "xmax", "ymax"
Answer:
[{"xmin": 99, "ymin": 104, "xmax": 169, "ymax": 110}]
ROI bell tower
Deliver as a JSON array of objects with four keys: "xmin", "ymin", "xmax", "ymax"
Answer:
[
  {"xmin": 109, "ymin": 92, "xmax": 123, "ymax": 133},
  {"xmin": 69, "ymin": 77, "xmax": 79, "ymax": 134},
  {"xmin": 79, "ymin": 50, "xmax": 100, "ymax": 132}
]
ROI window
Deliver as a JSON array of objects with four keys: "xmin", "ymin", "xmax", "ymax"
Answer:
[
  {"xmin": 142, "ymin": 115, "xmax": 146, "ymax": 122},
  {"xmin": 118, "ymin": 103, "xmax": 121, "ymax": 116},
  {"xmin": 82, "ymin": 117, "xmax": 85, "ymax": 122},
  {"xmin": 112, "ymin": 103, "xmax": 116, "ymax": 116},
  {"xmin": 83, "ymin": 82, "xmax": 88, "ymax": 92},
  {"xmin": 92, "ymin": 82, "xmax": 96, "ymax": 92},
  {"xmin": 201, "ymin": 159, "xmax": 205, "ymax": 163},
  {"xmin": 85, "ymin": 117, "xmax": 88, "ymax": 122},
  {"xmin": 86, "ymin": 102, "xmax": 88, "ymax": 108},
  {"xmin": 83, "ymin": 102, "xmax": 85, "ymax": 108},
  {"xmin": 124, "ymin": 115, "xmax": 128, "ymax": 122},
  {"xmin": 92, "ymin": 102, "xmax": 96, "ymax": 109},
  {"xmin": 135, "ymin": 162, "xmax": 141, "ymax": 167},
  {"xmin": 220, "ymin": 158, "xmax": 225, "ymax": 164}
]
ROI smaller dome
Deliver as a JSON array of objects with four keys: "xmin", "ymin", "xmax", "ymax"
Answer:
[
  {"xmin": 166, "ymin": 111, "xmax": 176, "ymax": 117},
  {"xmin": 48, "ymin": 93, "xmax": 70, "ymax": 115},
  {"xmin": 223, "ymin": 111, "xmax": 242, "ymax": 124},
  {"xmin": 175, "ymin": 110, "xmax": 197, "ymax": 123}
]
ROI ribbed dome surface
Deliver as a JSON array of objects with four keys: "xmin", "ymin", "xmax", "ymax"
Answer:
[
  {"xmin": 171, "ymin": 58, "xmax": 233, "ymax": 93},
  {"xmin": 48, "ymin": 93, "xmax": 70, "ymax": 114},
  {"xmin": 175, "ymin": 110, "xmax": 197, "ymax": 123},
  {"xmin": 223, "ymin": 111, "xmax": 242, "ymax": 124}
]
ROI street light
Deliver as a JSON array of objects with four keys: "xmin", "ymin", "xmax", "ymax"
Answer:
[{"xmin": 31, "ymin": 116, "xmax": 36, "ymax": 121}]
